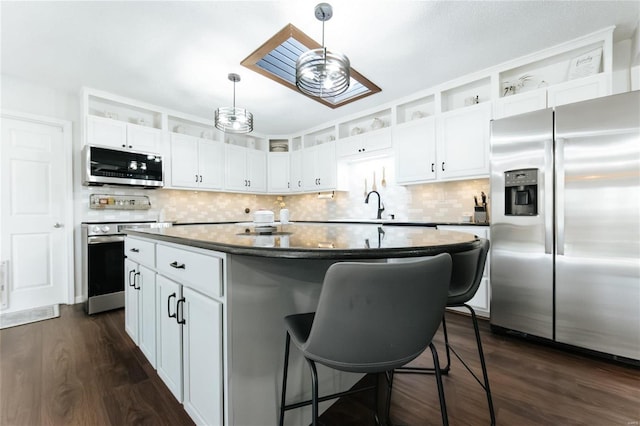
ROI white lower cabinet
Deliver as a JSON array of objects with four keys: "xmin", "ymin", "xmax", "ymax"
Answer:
[
  {"xmin": 124, "ymin": 258, "xmax": 157, "ymax": 367},
  {"xmin": 156, "ymin": 275, "xmax": 184, "ymax": 401},
  {"xmin": 156, "ymin": 275, "xmax": 224, "ymax": 426},
  {"xmin": 182, "ymin": 286, "xmax": 223, "ymax": 426},
  {"xmin": 125, "ymin": 236, "xmax": 226, "ymax": 426}
]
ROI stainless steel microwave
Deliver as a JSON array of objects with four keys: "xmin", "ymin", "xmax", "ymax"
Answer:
[{"xmin": 82, "ymin": 145, "xmax": 164, "ymax": 188}]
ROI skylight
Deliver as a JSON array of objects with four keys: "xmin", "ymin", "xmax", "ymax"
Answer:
[{"xmin": 241, "ymin": 24, "xmax": 381, "ymax": 109}]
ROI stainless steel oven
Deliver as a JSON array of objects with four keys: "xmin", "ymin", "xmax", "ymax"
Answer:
[{"xmin": 82, "ymin": 221, "xmax": 156, "ymax": 314}]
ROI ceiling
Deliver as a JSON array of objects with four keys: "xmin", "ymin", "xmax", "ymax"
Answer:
[{"xmin": 1, "ymin": 1, "xmax": 639, "ymax": 135}]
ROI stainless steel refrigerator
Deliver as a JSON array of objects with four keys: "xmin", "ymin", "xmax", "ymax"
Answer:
[{"xmin": 489, "ymin": 90, "xmax": 640, "ymax": 362}]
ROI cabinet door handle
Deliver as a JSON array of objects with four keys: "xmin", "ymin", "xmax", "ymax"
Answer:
[
  {"xmin": 441, "ymin": 162, "xmax": 445, "ymax": 171},
  {"xmin": 130, "ymin": 248, "xmax": 139, "ymax": 253},
  {"xmin": 170, "ymin": 261, "xmax": 186, "ymax": 269},
  {"xmin": 128, "ymin": 269, "xmax": 136, "ymax": 287},
  {"xmin": 199, "ymin": 175, "xmax": 203, "ymax": 182},
  {"xmin": 167, "ymin": 292, "xmax": 177, "ymax": 318},
  {"xmin": 122, "ymin": 144, "xmax": 126, "ymax": 148},
  {"xmin": 287, "ymin": 182, "xmax": 290, "ymax": 189},
  {"xmin": 133, "ymin": 271, "xmax": 141, "ymax": 290},
  {"xmin": 248, "ymin": 179, "xmax": 251, "ymax": 187},
  {"xmin": 298, "ymin": 180, "xmax": 301, "ymax": 187},
  {"xmin": 177, "ymin": 297, "xmax": 186, "ymax": 325},
  {"xmin": 244, "ymin": 179, "xmax": 247, "ymax": 187},
  {"xmin": 195, "ymin": 174, "xmax": 199, "ymax": 182},
  {"xmin": 431, "ymin": 163, "xmax": 435, "ymax": 173}
]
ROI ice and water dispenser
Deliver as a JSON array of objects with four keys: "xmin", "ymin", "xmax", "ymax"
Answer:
[{"xmin": 504, "ymin": 168, "xmax": 538, "ymax": 216}]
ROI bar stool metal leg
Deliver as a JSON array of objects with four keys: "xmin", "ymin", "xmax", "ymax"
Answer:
[
  {"xmin": 430, "ymin": 342, "xmax": 449, "ymax": 426},
  {"xmin": 279, "ymin": 332, "xmax": 291, "ymax": 426}
]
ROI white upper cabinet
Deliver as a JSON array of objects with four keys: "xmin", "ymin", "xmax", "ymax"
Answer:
[
  {"xmin": 546, "ymin": 73, "xmax": 609, "ymax": 107},
  {"xmin": 437, "ymin": 103, "xmax": 491, "ymax": 180},
  {"xmin": 302, "ymin": 141, "xmax": 336, "ymax": 191},
  {"xmin": 493, "ymin": 28, "xmax": 613, "ymax": 119},
  {"xmin": 268, "ymin": 152, "xmax": 291, "ymax": 193},
  {"xmin": 289, "ymin": 147, "xmax": 304, "ymax": 192},
  {"xmin": 87, "ymin": 115, "xmax": 163, "ymax": 153},
  {"xmin": 336, "ymin": 110, "xmax": 392, "ymax": 159},
  {"xmin": 171, "ymin": 133, "xmax": 224, "ymax": 190},
  {"xmin": 224, "ymin": 144, "xmax": 267, "ymax": 193},
  {"xmin": 82, "ymin": 89, "xmax": 164, "ymax": 153},
  {"xmin": 337, "ymin": 127, "xmax": 392, "ymax": 158},
  {"xmin": 394, "ymin": 117, "xmax": 437, "ymax": 184}
]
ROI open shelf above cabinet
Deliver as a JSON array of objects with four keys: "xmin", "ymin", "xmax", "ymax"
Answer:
[
  {"xmin": 88, "ymin": 95, "xmax": 163, "ymax": 130},
  {"xmin": 441, "ymin": 77, "xmax": 491, "ymax": 113},
  {"xmin": 396, "ymin": 95, "xmax": 436, "ymax": 125},
  {"xmin": 338, "ymin": 108, "xmax": 392, "ymax": 139}
]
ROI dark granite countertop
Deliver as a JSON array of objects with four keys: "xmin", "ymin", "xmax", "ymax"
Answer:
[{"xmin": 125, "ymin": 222, "xmax": 480, "ymax": 259}]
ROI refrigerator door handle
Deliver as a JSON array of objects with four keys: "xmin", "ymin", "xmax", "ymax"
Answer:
[
  {"xmin": 545, "ymin": 138, "xmax": 554, "ymax": 255},
  {"xmin": 556, "ymin": 137, "xmax": 565, "ymax": 256}
]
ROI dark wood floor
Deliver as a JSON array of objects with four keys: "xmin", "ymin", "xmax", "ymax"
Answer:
[{"xmin": 1, "ymin": 304, "xmax": 639, "ymax": 426}]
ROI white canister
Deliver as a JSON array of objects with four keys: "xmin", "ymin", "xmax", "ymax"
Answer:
[{"xmin": 279, "ymin": 208, "xmax": 290, "ymax": 224}]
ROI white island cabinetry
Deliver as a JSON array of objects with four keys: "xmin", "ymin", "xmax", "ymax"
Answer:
[
  {"xmin": 124, "ymin": 236, "xmax": 226, "ymax": 426},
  {"xmin": 155, "ymin": 243, "xmax": 225, "ymax": 426}
]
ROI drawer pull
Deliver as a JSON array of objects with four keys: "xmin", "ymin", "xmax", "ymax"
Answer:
[
  {"xmin": 170, "ymin": 261, "xmax": 186, "ymax": 269},
  {"xmin": 130, "ymin": 248, "xmax": 140, "ymax": 253}
]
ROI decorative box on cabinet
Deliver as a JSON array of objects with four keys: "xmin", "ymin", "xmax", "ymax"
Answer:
[{"xmin": 171, "ymin": 133, "xmax": 224, "ymax": 190}]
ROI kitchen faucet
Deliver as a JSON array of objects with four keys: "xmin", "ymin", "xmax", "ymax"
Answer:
[{"xmin": 365, "ymin": 190, "xmax": 385, "ymax": 219}]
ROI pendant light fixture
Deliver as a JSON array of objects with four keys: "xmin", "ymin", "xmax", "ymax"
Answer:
[
  {"xmin": 296, "ymin": 3, "xmax": 350, "ymax": 98},
  {"xmin": 215, "ymin": 73, "xmax": 253, "ymax": 134}
]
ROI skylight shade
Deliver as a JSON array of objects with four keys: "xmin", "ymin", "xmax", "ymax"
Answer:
[{"xmin": 241, "ymin": 24, "xmax": 380, "ymax": 109}]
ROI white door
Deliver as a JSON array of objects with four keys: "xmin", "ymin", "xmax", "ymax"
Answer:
[
  {"xmin": 156, "ymin": 275, "xmax": 183, "ymax": 402},
  {"xmin": 124, "ymin": 259, "xmax": 139, "ymax": 343},
  {"xmin": 224, "ymin": 144, "xmax": 248, "ymax": 191},
  {"xmin": 198, "ymin": 140, "xmax": 224, "ymax": 190},
  {"xmin": 394, "ymin": 118, "xmax": 437, "ymax": 184},
  {"xmin": 246, "ymin": 149, "xmax": 267, "ymax": 192},
  {"xmin": 138, "ymin": 264, "xmax": 156, "ymax": 368},
  {"xmin": 1, "ymin": 115, "xmax": 71, "ymax": 313},
  {"xmin": 170, "ymin": 133, "xmax": 199, "ymax": 188},
  {"xmin": 182, "ymin": 287, "xmax": 223, "ymax": 426}
]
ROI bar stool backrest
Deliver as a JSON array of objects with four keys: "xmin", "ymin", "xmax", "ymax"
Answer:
[
  {"xmin": 301, "ymin": 254, "xmax": 452, "ymax": 373},
  {"xmin": 448, "ymin": 239, "xmax": 490, "ymax": 305}
]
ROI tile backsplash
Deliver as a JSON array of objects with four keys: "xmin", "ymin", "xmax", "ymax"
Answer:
[{"xmin": 79, "ymin": 158, "xmax": 489, "ymax": 224}]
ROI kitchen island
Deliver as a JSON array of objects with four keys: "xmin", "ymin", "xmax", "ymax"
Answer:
[{"xmin": 124, "ymin": 223, "xmax": 479, "ymax": 426}]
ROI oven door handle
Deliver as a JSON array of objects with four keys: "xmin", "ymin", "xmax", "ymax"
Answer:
[{"xmin": 88, "ymin": 235, "xmax": 125, "ymax": 244}]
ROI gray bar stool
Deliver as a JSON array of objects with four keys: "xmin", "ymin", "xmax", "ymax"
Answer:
[
  {"xmin": 396, "ymin": 238, "xmax": 495, "ymax": 425},
  {"xmin": 278, "ymin": 254, "xmax": 452, "ymax": 426}
]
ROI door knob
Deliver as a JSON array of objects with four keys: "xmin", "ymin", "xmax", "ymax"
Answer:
[{"xmin": 53, "ymin": 222, "xmax": 63, "ymax": 228}]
